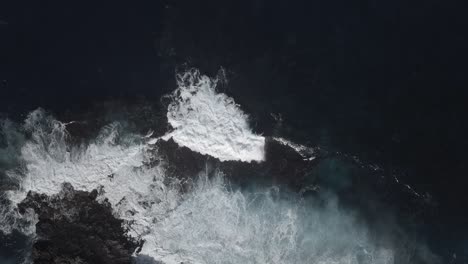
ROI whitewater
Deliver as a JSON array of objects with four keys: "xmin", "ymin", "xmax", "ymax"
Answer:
[
  {"xmin": 0, "ymin": 69, "xmax": 437, "ymax": 263},
  {"xmin": 163, "ymin": 68, "xmax": 265, "ymax": 162}
]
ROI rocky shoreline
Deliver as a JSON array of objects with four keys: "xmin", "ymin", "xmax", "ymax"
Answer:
[{"xmin": 18, "ymin": 183, "xmax": 142, "ymax": 264}]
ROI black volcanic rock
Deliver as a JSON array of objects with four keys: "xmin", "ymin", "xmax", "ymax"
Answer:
[
  {"xmin": 18, "ymin": 183, "xmax": 141, "ymax": 264},
  {"xmin": 155, "ymin": 137, "xmax": 320, "ymax": 191}
]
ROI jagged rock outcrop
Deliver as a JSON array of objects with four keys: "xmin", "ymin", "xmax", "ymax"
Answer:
[
  {"xmin": 18, "ymin": 183, "xmax": 141, "ymax": 264},
  {"xmin": 156, "ymin": 137, "xmax": 320, "ymax": 192}
]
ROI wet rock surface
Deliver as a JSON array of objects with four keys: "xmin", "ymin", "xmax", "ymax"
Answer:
[
  {"xmin": 156, "ymin": 137, "xmax": 320, "ymax": 192},
  {"xmin": 18, "ymin": 183, "xmax": 141, "ymax": 264}
]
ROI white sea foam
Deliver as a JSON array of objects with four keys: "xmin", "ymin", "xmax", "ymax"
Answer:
[
  {"xmin": 162, "ymin": 69, "xmax": 265, "ymax": 162},
  {"xmin": 139, "ymin": 173, "xmax": 396, "ymax": 264},
  {"xmin": 7, "ymin": 113, "xmax": 148, "ymax": 206},
  {"xmin": 273, "ymin": 136, "xmax": 317, "ymax": 161},
  {"xmin": 0, "ymin": 70, "xmax": 441, "ymax": 264},
  {"xmin": 0, "ymin": 108, "xmax": 401, "ymax": 264}
]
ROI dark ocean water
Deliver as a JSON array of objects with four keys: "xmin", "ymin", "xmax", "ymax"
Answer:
[{"xmin": 1, "ymin": 1, "xmax": 467, "ymax": 263}]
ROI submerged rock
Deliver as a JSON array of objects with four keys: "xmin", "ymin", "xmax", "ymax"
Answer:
[{"xmin": 18, "ymin": 183, "xmax": 141, "ymax": 264}]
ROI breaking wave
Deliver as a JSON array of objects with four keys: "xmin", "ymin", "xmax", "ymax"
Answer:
[
  {"xmin": 0, "ymin": 70, "xmax": 440, "ymax": 263},
  {"xmin": 163, "ymin": 69, "xmax": 265, "ymax": 162}
]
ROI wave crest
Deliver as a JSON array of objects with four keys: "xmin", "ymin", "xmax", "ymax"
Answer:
[{"xmin": 163, "ymin": 69, "xmax": 265, "ymax": 162}]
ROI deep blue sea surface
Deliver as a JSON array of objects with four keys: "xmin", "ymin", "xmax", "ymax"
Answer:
[{"xmin": 0, "ymin": 1, "xmax": 467, "ymax": 263}]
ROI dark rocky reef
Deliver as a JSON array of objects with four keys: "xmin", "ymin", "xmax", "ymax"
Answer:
[
  {"xmin": 155, "ymin": 137, "xmax": 321, "ymax": 192},
  {"xmin": 18, "ymin": 183, "xmax": 141, "ymax": 264}
]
